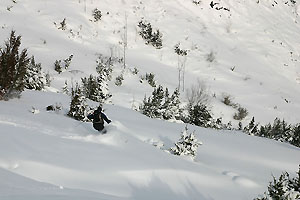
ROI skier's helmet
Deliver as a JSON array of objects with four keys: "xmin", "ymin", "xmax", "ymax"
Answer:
[{"xmin": 97, "ymin": 106, "xmax": 102, "ymax": 112}]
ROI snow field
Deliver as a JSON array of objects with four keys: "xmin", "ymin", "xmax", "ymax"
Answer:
[{"xmin": 0, "ymin": 90, "xmax": 299, "ymax": 199}]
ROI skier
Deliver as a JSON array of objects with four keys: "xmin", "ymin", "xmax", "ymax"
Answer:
[{"xmin": 87, "ymin": 106, "xmax": 111, "ymax": 133}]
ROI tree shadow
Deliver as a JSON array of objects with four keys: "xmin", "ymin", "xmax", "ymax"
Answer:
[{"xmin": 128, "ymin": 174, "xmax": 214, "ymax": 200}]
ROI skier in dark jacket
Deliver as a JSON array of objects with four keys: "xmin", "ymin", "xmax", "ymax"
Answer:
[{"xmin": 87, "ymin": 106, "xmax": 111, "ymax": 132}]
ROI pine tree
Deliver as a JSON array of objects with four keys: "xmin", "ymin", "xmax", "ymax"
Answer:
[
  {"xmin": 140, "ymin": 86, "xmax": 182, "ymax": 120},
  {"xmin": 54, "ymin": 60, "xmax": 62, "ymax": 74},
  {"xmin": 24, "ymin": 56, "xmax": 45, "ymax": 90},
  {"xmin": 92, "ymin": 8, "xmax": 102, "ymax": 22},
  {"xmin": 63, "ymin": 54, "xmax": 73, "ymax": 70},
  {"xmin": 244, "ymin": 117, "xmax": 259, "ymax": 135},
  {"xmin": 138, "ymin": 20, "xmax": 152, "ymax": 43},
  {"xmin": 140, "ymin": 95, "xmax": 153, "ymax": 117},
  {"xmin": 170, "ymin": 126, "xmax": 202, "ymax": 159},
  {"xmin": 162, "ymin": 87, "xmax": 172, "ymax": 120},
  {"xmin": 151, "ymin": 30, "xmax": 163, "ymax": 49},
  {"xmin": 163, "ymin": 88, "xmax": 182, "ymax": 120},
  {"xmin": 288, "ymin": 165, "xmax": 300, "ymax": 194},
  {"xmin": 58, "ymin": 18, "xmax": 67, "ymax": 31},
  {"xmin": 145, "ymin": 72, "xmax": 156, "ymax": 87},
  {"xmin": 96, "ymin": 55, "xmax": 113, "ymax": 81},
  {"xmin": 81, "ymin": 74, "xmax": 110, "ymax": 103},
  {"xmin": 115, "ymin": 73, "xmax": 124, "ymax": 86},
  {"xmin": 67, "ymin": 83, "xmax": 88, "ymax": 121},
  {"xmin": 187, "ymin": 103, "xmax": 212, "ymax": 127},
  {"xmin": 54, "ymin": 54, "xmax": 73, "ymax": 74},
  {"xmin": 137, "ymin": 20, "xmax": 162, "ymax": 49},
  {"xmin": 147, "ymin": 85, "xmax": 164, "ymax": 118},
  {"xmin": 255, "ymin": 166, "xmax": 300, "ymax": 200},
  {"xmin": 291, "ymin": 125, "xmax": 300, "ymax": 148},
  {"xmin": 238, "ymin": 121, "xmax": 243, "ymax": 130},
  {"xmin": 62, "ymin": 80, "xmax": 69, "ymax": 95},
  {"xmin": 45, "ymin": 71, "xmax": 51, "ymax": 87},
  {"xmin": 0, "ymin": 31, "xmax": 29, "ymax": 100},
  {"xmin": 170, "ymin": 88, "xmax": 182, "ymax": 120},
  {"xmin": 139, "ymin": 85, "xmax": 163, "ymax": 118},
  {"xmin": 248, "ymin": 117, "xmax": 255, "ymax": 130}
]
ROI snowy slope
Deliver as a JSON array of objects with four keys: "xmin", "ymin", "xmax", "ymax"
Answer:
[
  {"xmin": 1, "ymin": 0, "xmax": 300, "ymax": 199},
  {"xmin": 0, "ymin": 91, "xmax": 300, "ymax": 200},
  {"xmin": 0, "ymin": 168, "xmax": 122, "ymax": 200}
]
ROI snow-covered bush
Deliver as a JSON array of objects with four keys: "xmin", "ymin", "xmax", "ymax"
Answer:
[
  {"xmin": 67, "ymin": 83, "xmax": 88, "ymax": 121},
  {"xmin": 140, "ymin": 85, "xmax": 165, "ymax": 118},
  {"xmin": 222, "ymin": 93, "xmax": 235, "ymax": 107},
  {"xmin": 255, "ymin": 165, "xmax": 300, "ymax": 200},
  {"xmin": 184, "ymin": 80, "xmax": 212, "ymax": 127},
  {"xmin": 186, "ymin": 103, "xmax": 212, "ymax": 127},
  {"xmin": 62, "ymin": 80, "xmax": 69, "ymax": 95},
  {"xmin": 170, "ymin": 126, "xmax": 202, "ymax": 159},
  {"xmin": 137, "ymin": 20, "xmax": 163, "ymax": 49},
  {"xmin": 55, "ymin": 18, "xmax": 67, "ymax": 31},
  {"xmin": 209, "ymin": 117, "xmax": 233, "ymax": 130},
  {"xmin": 131, "ymin": 67, "xmax": 139, "ymax": 75},
  {"xmin": 45, "ymin": 71, "xmax": 51, "ymax": 87},
  {"xmin": 192, "ymin": 0, "xmax": 201, "ymax": 5},
  {"xmin": 140, "ymin": 72, "xmax": 156, "ymax": 87},
  {"xmin": 0, "ymin": 31, "xmax": 29, "ymax": 100},
  {"xmin": 24, "ymin": 56, "xmax": 46, "ymax": 90},
  {"xmin": 96, "ymin": 54, "xmax": 113, "ymax": 81},
  {"xmin": 63, "ymin": 54, "xmax": 73, "ymax": 70},
  {"xmin": 221, "ymin": 93, "xmax": 248, "ymax": 121},
  {"xmin": 243, "ymin": 117, "xmax": 259, "ymax": 135},
  {"xmin": 81, "ymin": 74, "xmax": 111, "ymax": 103},
  {"xmin": 233, "ymin": 106, "xmax": 248, "ymax": 120},
  {"xmin": 243, "ymin": 117, "xmax": 300, "ymax": 148},
  {"xmin": 140, "ymin": 85, "xmax": 182, "ymax": 120},
  {"xmin": 174, "ymin": 43, "xmax": 188, "ymax": 56},
  {"xmin": 54, "ymin": 54, "xmax": 73, "ymax": 74},
  {"xmin": 115, "ymin": 74, "xmax": 124, "ymax": 86},
  {"xmin": 291, "ymin": 125, "xmax": 300, "ymax": 148},
  {"xmin": 162, "ymin": 88, "xmax": 182, "ymax": 120},
  {"xmin": 258, "ymin": 118, "xmax": 299, "ymax": 147},
  {"xmin": 92, "ymin": 8, "xmax": 102, "ymax": 22},
  {"xmin": 54, "ymin": 60, "xmax": 62, "ymax": 74}
]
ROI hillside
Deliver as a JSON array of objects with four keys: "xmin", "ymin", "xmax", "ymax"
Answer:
[
  {"xmin": 1, "ymin": 0, "xmax": 300, "ymax": 199},
  {"xmin": 0, "ymin": 90, "xmax": 299, "ymax": 200}
]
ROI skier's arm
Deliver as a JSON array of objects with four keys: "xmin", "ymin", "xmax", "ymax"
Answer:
[
  {"xmin": 102, "ymin": 113, "xmax": 111, "ymax": 124},
  {"xmin": 87, "ymin": 113, "xmax": 94, "ymax": 120}
]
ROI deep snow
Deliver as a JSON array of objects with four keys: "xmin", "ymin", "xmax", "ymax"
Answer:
[{"xmin": 0, "ymin": 91, "xmax": 299, "ymax": 200}]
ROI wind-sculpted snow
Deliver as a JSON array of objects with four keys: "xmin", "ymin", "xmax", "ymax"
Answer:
[{"xmin": 0, "ymin": 168, "xmax": 127, "ymax": 200}]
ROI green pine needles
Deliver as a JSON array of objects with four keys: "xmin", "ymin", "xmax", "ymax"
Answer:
[
  {"xmin": 0, "ymin": 31, "xmax": 29, "ymax": 100},
  {"xmin": 140, "ymin": 85, "xmax": 181, "ymax": 120},
  {"xmin": 255, "ymin": 166, "xmax": 300, "ymax": 200}
]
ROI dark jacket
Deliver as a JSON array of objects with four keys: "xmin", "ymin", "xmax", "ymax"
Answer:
[{"xmin": 87, "ymin": 110, "xmax": 111, "ymax": 131}]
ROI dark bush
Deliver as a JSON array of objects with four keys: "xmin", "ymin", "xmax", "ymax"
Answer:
[{"xmin": 0, "ymin": 31, "xmax": 29, "ymax": 100}]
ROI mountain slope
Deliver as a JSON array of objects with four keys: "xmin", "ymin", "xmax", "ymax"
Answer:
[
  {"xmin": 0, "ymin": 90, "xmax": 300, "ymax": 200},
  {"xmin": 1, "ymin": 0, "xmax": 300, "ymax": 199}
]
